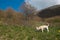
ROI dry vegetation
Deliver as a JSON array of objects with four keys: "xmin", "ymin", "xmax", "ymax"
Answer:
[
  {"xmin": 0, "ymin": 8, "xmax": 41, "ymax": 26},
  {"xmin": 45, "ymin": 16, "xmax": 60, "ymax": 23}
]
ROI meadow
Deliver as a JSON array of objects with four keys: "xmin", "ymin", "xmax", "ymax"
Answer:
[{"xmin": 0, "ymin": 23, "xmax": 60, "ymax": 40}]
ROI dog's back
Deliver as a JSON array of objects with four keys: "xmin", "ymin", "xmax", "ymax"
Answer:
[{"xmin": 39, "ymin": 25, "xmax": 48, "ymax": 29}]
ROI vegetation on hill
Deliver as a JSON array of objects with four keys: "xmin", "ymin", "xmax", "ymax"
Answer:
[
  {"xmin": 45, "ymin": 16, "xmax": 60, "ymax": 23},
  {"xmin": 0, "ymin": 9, "xmax": 25, "ymax": 25}
]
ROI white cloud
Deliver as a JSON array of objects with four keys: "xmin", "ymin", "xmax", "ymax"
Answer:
[
  {"xmin": 25, "ymin": 0, "xmax": 60, "ymax": 10},
  {"xmin": 57, "ymin": 0, "xmax": 60, "ymax": 4}
]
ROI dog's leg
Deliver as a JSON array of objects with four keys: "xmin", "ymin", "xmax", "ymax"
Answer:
[
  {"xmin": 42, "ymin": 29, "xmax": 43, "ymax": 32},
  {"xmin": 47, "ymin": 27, "xmax": 49, "ymax": 32}
]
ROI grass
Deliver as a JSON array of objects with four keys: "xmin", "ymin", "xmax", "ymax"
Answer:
[{"xmin": 0, "ymin": 23, "xmax": 60, "ymax": 40}]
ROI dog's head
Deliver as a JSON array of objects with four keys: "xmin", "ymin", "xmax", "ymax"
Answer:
[{"xmin": 36, "ymin": 27, "xmax": 40, "ymax": 30}]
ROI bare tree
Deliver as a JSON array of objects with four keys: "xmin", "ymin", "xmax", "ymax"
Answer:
[
  {"xmin": 20, "ymin": 2, "xmax": 36, "ymax": 20},
  {"xmin": 20, "ymin": 2, "xmax": 37, "ymax": 26}
]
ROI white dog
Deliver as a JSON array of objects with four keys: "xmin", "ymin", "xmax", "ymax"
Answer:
[{"xmin": 36, "ymin": 23, "xmax": 49, "ymax": 32}]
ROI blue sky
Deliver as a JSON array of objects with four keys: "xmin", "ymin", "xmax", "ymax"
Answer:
[
  {"xmin": 0, "ymin": 0, "xmax": 60, "ymax": 11},
  {"xmin": 0, "ymin": 0, "xmax": 24, "ymax": 11}
]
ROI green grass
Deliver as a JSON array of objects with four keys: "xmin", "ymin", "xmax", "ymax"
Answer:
[{"xmin": 0, "ymin": 24, "xmax": 60, "ymax": 40}]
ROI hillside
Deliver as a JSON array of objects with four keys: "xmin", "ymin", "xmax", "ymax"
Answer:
[{"xmin": 37, "ymin": 5, "xmax": 60, "ymax": 18}]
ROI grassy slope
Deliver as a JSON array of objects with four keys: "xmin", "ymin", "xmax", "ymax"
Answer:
[{"xmin": 0, "ymin": 23, "xmax": 60, "ymax": 40}]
